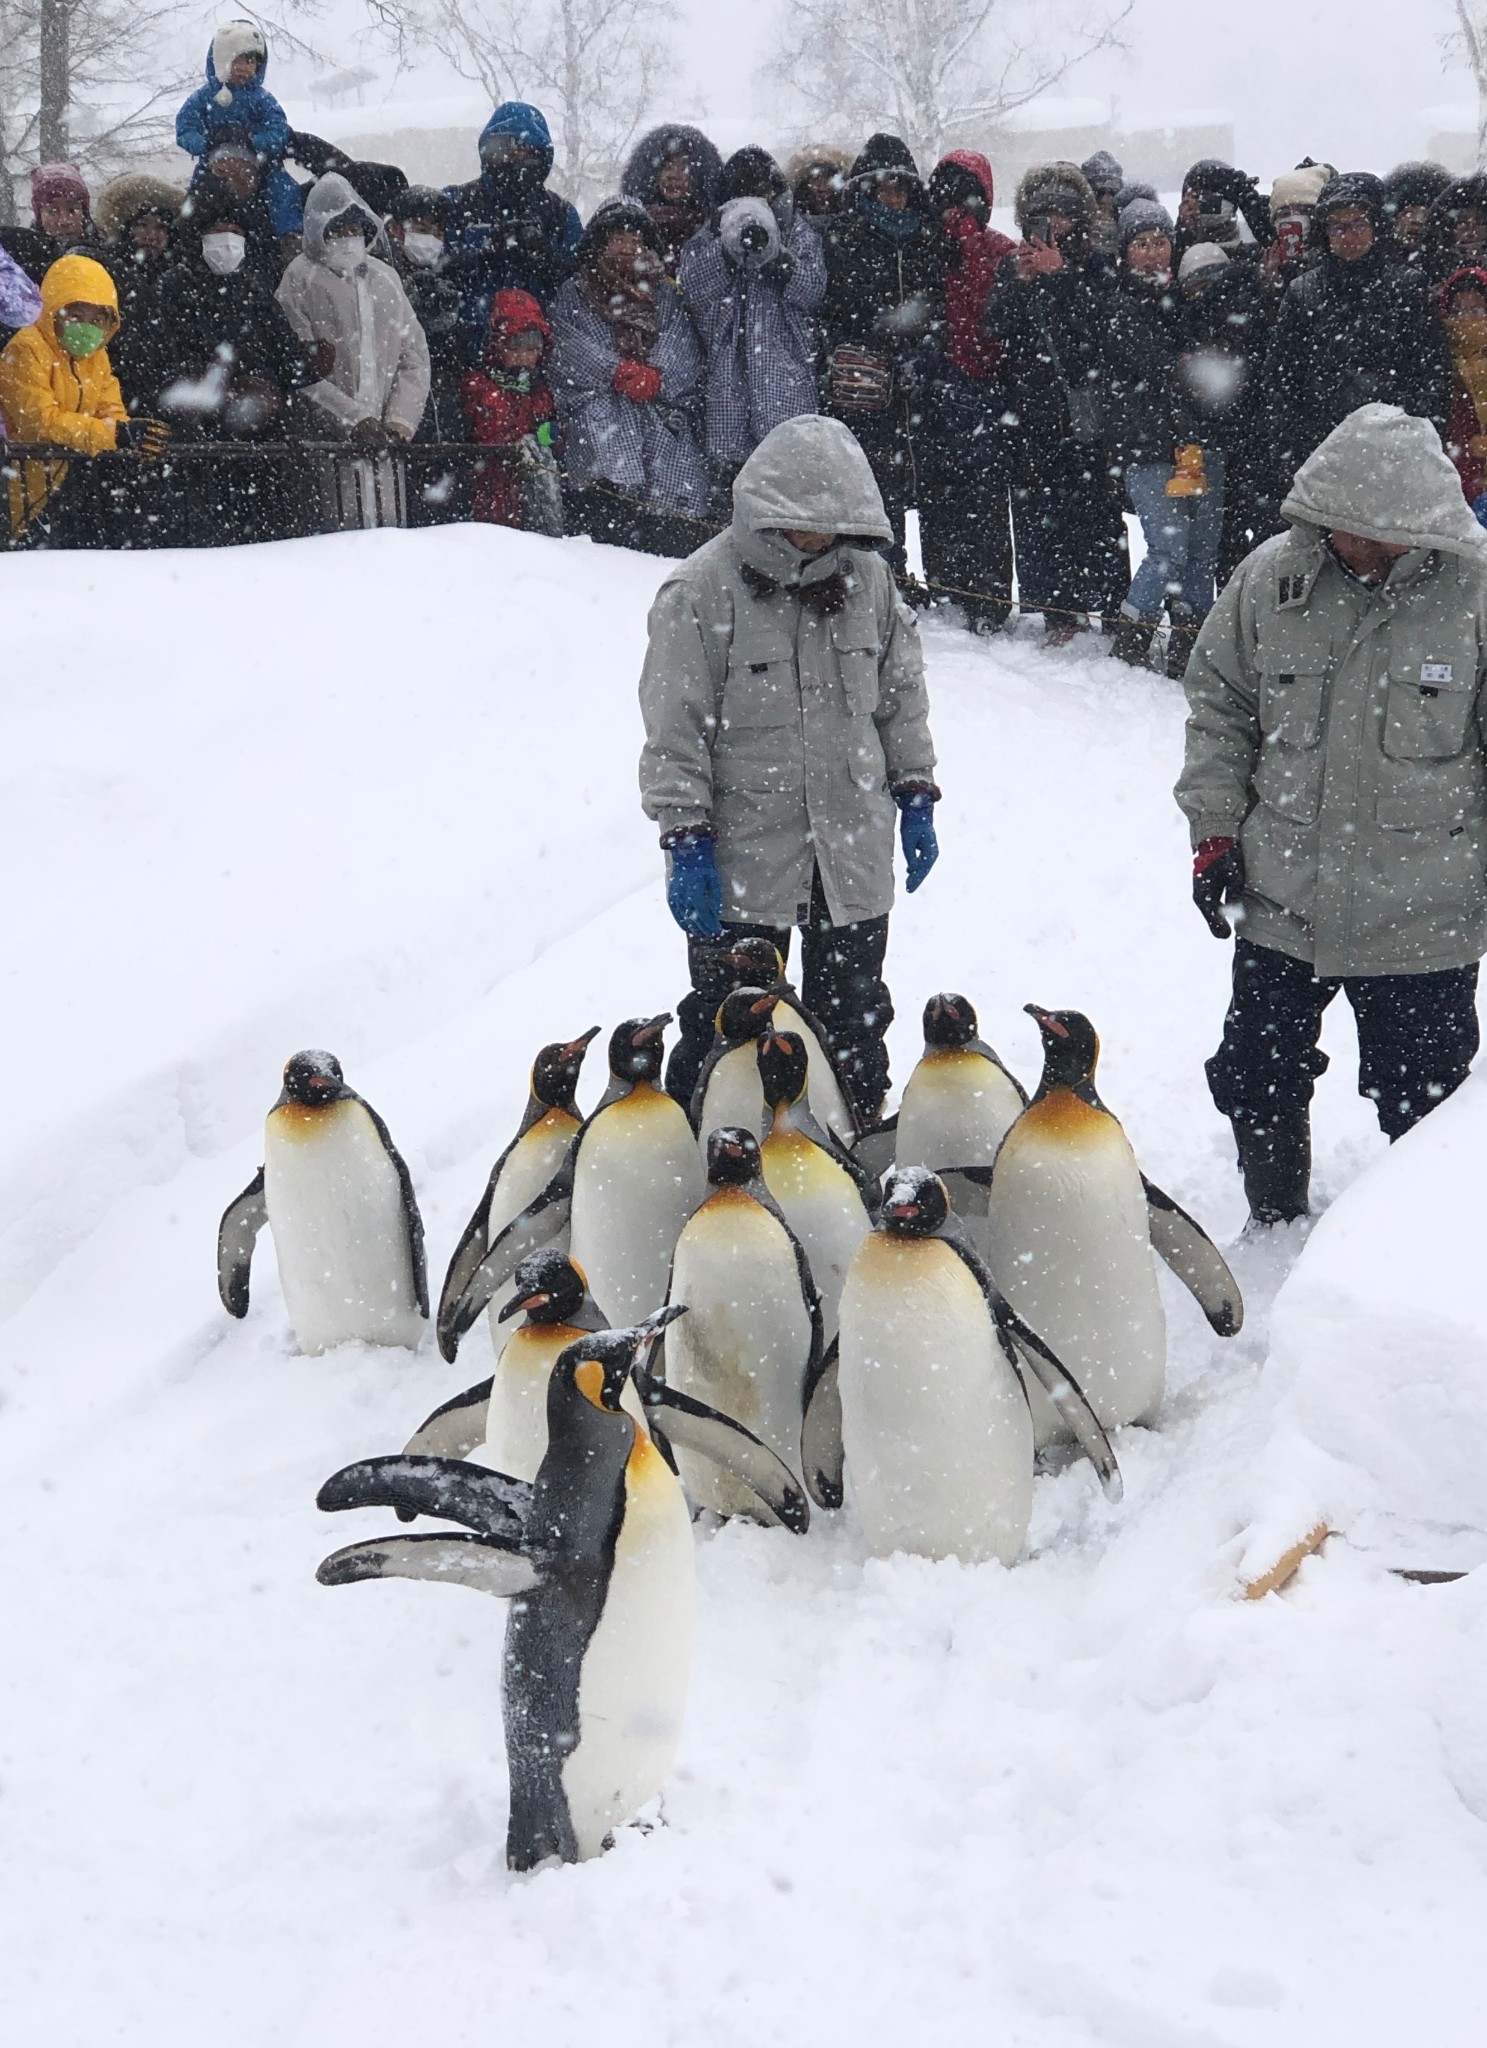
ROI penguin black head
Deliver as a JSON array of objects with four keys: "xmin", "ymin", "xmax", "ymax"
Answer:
[
  {"xmin": 706, "ymin": 1124, "xmax": 763, "ymax": 1186},
  {"xmin": 553, "ymin": 1305, "xmax": 687, "ymax": 1414},
  {"xmin": 758, "ymin": 1030, "xmax": 810, "ymax": 1110},
  {"xmin": 722, "ymin": 937, "xmax": 787, "ymax": 989},
  {"xmin": 530, "ymin": 1027, "xmax": 600, "ymax": 1112},
  {"xmin": 716, "ymin": 987, "xmax": 777, "ymax": 1045},
  {"xmin": 923, "ymin": 992, "xmax": 979, "ymax": 1048},
  {"xmin": 1026, "ymin": 1006, "xmax": 1101, "ymax": 1097},
  {"xmin": 498, "ymin": 1248, "xmax": 589, "ymax": 1325},
  {"xmin": 282, "ymin": 1049, "xmax": 347, "ymax": 1107},
  {"xmin": 608, "ymin": 1015, "xmax": 671, "ymax": 1084},
  {"xmin": 880, "ymin": 1165, "xmax": 950, "ymax": 1237}
]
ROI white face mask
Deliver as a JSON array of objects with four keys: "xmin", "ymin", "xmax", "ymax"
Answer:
[
  {"xmin": 323, "ymin": 237, "xmax": 367, "ymax": 276},
  {"xmin": 202, "ymin": 231, "xmax": 246, "ymax": 275},
  {"xmin": 401, "ymin": 230, "xmax": 443, "ymax": 269}
]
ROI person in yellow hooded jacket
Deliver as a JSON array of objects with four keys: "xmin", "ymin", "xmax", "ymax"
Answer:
[{"xmin": 0, "ymin": 251, "xmax": 168, "ymax": 539}]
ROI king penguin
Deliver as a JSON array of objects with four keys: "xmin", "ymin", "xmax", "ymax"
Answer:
[
  {"xmin": 406, "ymin": 1248, "xmax": 647, "ymax": 1483},
  {"xmin": 662, "ymin": 1126, "xmax": 822, "ymax": 1522},
  {"xmin": 757, "ymin": 1031, "xmax": 874, "ymax": 1347},
  {"xmin": 218, "ymin": 1050, "xmax": 427, "ymax": 1355},
  {"xmin": 895, "ymin": 993, "xmax": 1027, "ymax": 1181},
  {"xmin": 437, "ymin": 1029, "xmax": 599, "ymax": 1360},
  {"xmin": 718, "ymin": 937, "xmax": 860, "ymax": 1146},
  {"xmin": 834, "ymin": 1167, "xmax": 1121, "ymax": 1564},
  {"xmin": 985, "ymin": 1007, "xmax": 1243, "ymax": 1445},
  {"xmin": 316, "ymin": 1308, "xmax": 808, "ymax": 1870},
  {"xmin": 689, "ymin": 987, "xmax": 777, "ymax": 1158},
  {"xmin": 439, "ymin": 1018, "xmax": 706, "ymax": 1348}
]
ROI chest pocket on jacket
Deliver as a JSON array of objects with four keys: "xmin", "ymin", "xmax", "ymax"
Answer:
[
  {"xmin": 1255, "ymin": 670, "xmax": 1328, "ymax": 824},
  {"xmin": 832, "ymin": 616, "xmax": 881, "ymax": 719},
  {"xmin": 720, "ymin": 649, "xmax": 799, "ymax": 733},
  {"xmin": 1381, "ymin": 668, "xmax": 1478, "ymax": 761}
]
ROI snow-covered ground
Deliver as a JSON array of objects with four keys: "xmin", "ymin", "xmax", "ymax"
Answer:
[{"xmin": 4, "ymin": 527, "xmax": 1484, "ymax": 2045}]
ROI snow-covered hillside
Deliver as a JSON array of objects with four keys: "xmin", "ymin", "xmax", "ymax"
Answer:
[{"xmin": 4, "ymin": 527, "xmax": 1483, "ymax": 2046}]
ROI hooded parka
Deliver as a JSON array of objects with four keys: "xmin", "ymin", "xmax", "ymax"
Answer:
[
  {"xmin": 1176, "ymin": 404, "xmax": 1487, "ymax": 976},
  {"xmin": 0, "ymin": 252, "xmax": 126, "ymax": 534},
  {"xmin": 639, "ymin": 414, "xmax": 936, "ymax": 926}
]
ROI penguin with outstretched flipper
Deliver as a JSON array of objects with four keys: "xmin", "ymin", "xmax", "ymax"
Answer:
[
  {"xmin": 218, "ymin": 1050, "xmax": 426, "ymax": 1355},
  {"xmin": 986, "ymin": 1007, "xmax": 1243, "ymax": 1446},
  {"xmin": 437, "ymin": 1029, "xmax": 599, "ymax": 1360},
  {"xmin": 317, "ymin": 1309, "xmax": 807, "ymax": 1870}
]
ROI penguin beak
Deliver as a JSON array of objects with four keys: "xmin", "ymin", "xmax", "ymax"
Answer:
[
  {"xmin": 633, "ymin": 1014, "xmax": 671, "ymax": 1046},
  {"xmin": 562, "ymin": 1026, "xmax": 601, "ymax": 1058},
  {"xmin": 1025, "ymin": 1004, "xmax": 1068, "ymax": 1039},
  {"xmin": 884, "ymin": 1201, "xmax": 919, "ymax": 1222},
  {"xmin": 499, "ymin": 1288, "xmax": 550, "ymax": 1321}
]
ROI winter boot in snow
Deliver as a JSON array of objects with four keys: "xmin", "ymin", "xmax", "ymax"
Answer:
[
  {"xmin": 1231, "ymin": 1111, "xmax": 1311, "ymax": 1226},
  {"xmin": 1110, "ymin": 611, "xmax": 1157, "ymax": 668},
  {"xmin": 1166, "ymin": 605, "xmax": 1201, "ymax": 680}
]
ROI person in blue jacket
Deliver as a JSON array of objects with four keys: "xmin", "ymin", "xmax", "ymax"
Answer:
[
  {"xmin": 175, "ymin": 21, "xmax": 304, "ymax": 245},
  {"xmin": 443, "ymin": 102, "xmax": 581, "ymax": 361}
]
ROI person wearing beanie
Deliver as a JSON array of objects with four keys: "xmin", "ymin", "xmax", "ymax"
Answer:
[
  {"xmin": 443, "ymin": 101, "xmax": 582, "ymax": 359},
  {"xmin": 1175, "ymin": 404, "xmax": 1487, "ymax": 1225},
  {"xmin": 548, "ymin": 198, "xmax": 708, "ymax": 554},
  {"xmin": 175, "ymin": 23, "xmax": 304, "ymax": 248},
  {"xmin": 1381, "ymin": 161, "xmax": 1451, "ymax": 265},
  {"xmin": 621, "ymin": 125, "xmax": 723, "ymax": 277},
  {"xmin": 1265, "ymin": 172, "xmax": 1451, "ymax": 487},
  {"xmin": 817, "ymin": 133, "xmax": 951, "ymax": 590},
  {"xmin": 1175, "ymin": 158, "xmax": 1270, "ymax": 270},
  {"xmin": 1, "ymin": 163, "xmax": 103, "ymax": 288},
  {"xmin": 1112, "ymin": 180, "xmax": 1158, "ymax": 216},
  {"xmin": 786, "ymin": 145, "xmax": 854, "ymax": 220},
  {"xmin": 384, "ymin": 186, "xmax": 467, "ymax": 523},
  {"xmin": 984, "ymin": 160, "xmax": 1127, "ymax": 644},
  {"xmin": 1102, "ymin": 199, "xmax": 1220, "ymax": 674},
  {"xmin": 1262, "ymin": 160, "xmax": 1333, "ymax": 305},
  {"xmin": 1422, "ymin": 175, "xmax": 1487, "ymax": 286},
  {"xmin": 916, "ymin": 150, "xmax": 1018, "ymax": 633},
  {"xmin": 1081, "ymin": 149, "xmax": 1125, "ymax": 255},
  {"xmin": 679, "ymin": 145, "xmax": 826, "ymax": 502},
  {"xmin": 93, "ymin": 176, "xmax": 185, "ymax": 412}
]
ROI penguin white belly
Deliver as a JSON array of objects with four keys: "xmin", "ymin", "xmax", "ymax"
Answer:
[
  {"xmin": 264, "ymin": 1101, "xmax": 423, "ymax": 1355},
  {"xmin": 665, "ymin": 1191, "xmax": 813, "ymax": 1517},
  {"xmin": 761, "ymin": 1129, "xmax": 870, "ymax": 1345},
  {"xmin": 562, "ymin": 1434, "xmax": 696, "ymax": 1860},
  {"xmin": 896, "ymin": 1050, "xmax": 1024, "ymax": 1170},
  {"xmin": 570, "ymin": 1088, "xmax": 705, "ymax": 1327},
  {"xmin": 471, "ymin": 1324, "xmax": 647, "ymax": 1483},
  {"xmin": 838, "ymin": 1235, "xmax": 1031, "ymax": 1564},
  {"xmin": 695, "ymin": 1048, "xmax": 765, "ymax": 1159},
  {"xmin": 987, "ymin": 1112, "xmax": 1165, "ymax": 1442},
  {"xmin": 776, "ymin": 999, "xmax": 856, "ymax": 1144},
  {"xmin": 483, "ymin": 1112, "xmax": 577, "ymax": 1338}
]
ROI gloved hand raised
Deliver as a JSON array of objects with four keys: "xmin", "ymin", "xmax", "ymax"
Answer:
[
  {"xmin": 663, "ymin": 830, "xmax": 724, "ymax": 938},
  {"xmin": 894, "ymin": 786, "xmax": 939, "ymax": 893},
  {"xmin": 117, "ymin": 416, "xmax": 171, "ymax": 458},
  {"xmin": 1193, "ymin": 836, "xmax": 1244, "ymax": 938}
]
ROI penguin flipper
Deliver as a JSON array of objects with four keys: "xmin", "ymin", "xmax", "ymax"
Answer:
[
  {"xmin": 632, "ymin": 1368, "xmax": 811, "ymax": 1534},
  {"xmin": 1142, "ymin": 1176, "xmax": 1244, "ymax": 1337},
  {"xmin": 436, "ymin": 1175, "xmax": 497, "ymax": 1362},
  {"xmin": 439, "ymin": 1162, "xmax": 574, "ymax": 1357},
  {"xmin": 993, "ymin": 1305, "xmax": 1124, "ymax": 1504},
  {"xmin": 403, "ymin": 1378, "xmax": 495, "ymax": 1459},
  {"xmin": 940, "ymin": 1165, "xmax": 994, "ymax": 1219},
  {"xmin": 851, "ymin": 1115, "xmax": 898, "ymax": 1182},
  {"xmin": 217, "ymin": 1168, "xmax": 266, "ymax": 1317},
  {"xmin": 317, "ymin": 1454, "xmax": 533, "ymax": 1544},
  {"xmin": 800, "ymin": 1340, "xmax": 844, "ymax": 1511},
  {"xmin": 318, "ymin": 1532, "xmax": 539, "ymax": 1597}
]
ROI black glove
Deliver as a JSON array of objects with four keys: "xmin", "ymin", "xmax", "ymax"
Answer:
[
  {"xmin": 1202, "ymin": 163, "xmax": 1258, "ymax": 209},
  {"xmin": 765, "ymin": 247, "xmax": 795, "ymax": 288},
  {"xmin": 1193, "ymin": 837, "xmax": 1245, "ymax": 939}
]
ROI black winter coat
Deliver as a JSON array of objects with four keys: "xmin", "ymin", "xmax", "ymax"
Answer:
[
  {"xmin": 983, "ymin": 254, "xmax": 1112, "ymax": 479},
  {"xmin": 1175, "ymin": 261, "xmax": 1268, "ymax": 459},
  {"xmin": 103, "ymin": 247, "xmax": 177, "ymax": 412},
  {"xmin": 390, "ymin": 251, "xmax": 465, "ymax": 440},
  {"xmin": 818, "ymin": 205, "xmax": 950, "ymax": 369},
  {"xmin": 1266, "ymin": 251, "xmax": 1452, "ymax": 479},
  {"xmin": 155, "ymin": 255, "xmax": 312, "ymax": 434},
  {"xmin": 443, "ymin": 173, "xmax": 580, "ymax": 361},
  {"xmin": 1102, "ymin": 271, "xmax": 1188, "ymax": 470}
]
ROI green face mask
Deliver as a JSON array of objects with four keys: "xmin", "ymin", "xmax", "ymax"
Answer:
[{"xmin": 59, "ymin": 319, "xmax": 107, "ymax": 358}]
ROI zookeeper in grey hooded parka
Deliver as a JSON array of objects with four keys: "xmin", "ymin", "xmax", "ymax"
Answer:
[
  {"xmin": 1176, "ymin": 402, "xmax": 1487, "ymax": 1225},
  {"xmin": 639, "ymin": 413, "xmax": 939, "ymax": 1121}
]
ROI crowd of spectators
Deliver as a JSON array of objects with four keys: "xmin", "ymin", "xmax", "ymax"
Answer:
[{"xmin": 2, "ymin": 21, "xmax": 1483, "ymax": 667}]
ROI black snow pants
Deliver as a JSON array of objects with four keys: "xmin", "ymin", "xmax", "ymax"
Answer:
[
  {"xmin": 918, "ymin": 372, "xmax": 1014, "ymax": 629},
  {"xmin": 1010, "ymin": 435, "xmax": 1128, "ymax": 629},
  {"xmin": 667, "ymin": 869, "xmax": 893, "ymax": 1125},
  {"xmin": 1206, "ymin": 938, "xmax": 1479, "ymax": 1215}
]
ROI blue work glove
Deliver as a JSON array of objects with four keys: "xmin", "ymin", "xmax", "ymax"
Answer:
[
  {"xmin": 664, "ymin": 830, "xmax": 725, "ymax": 937},
  {"xmin": 895, "ymin": 788, "xmax": 939, "ymax": 893},
  {"xmin": 1473, "ymin": 491, "xmax": 1487, "ymax": 532}
]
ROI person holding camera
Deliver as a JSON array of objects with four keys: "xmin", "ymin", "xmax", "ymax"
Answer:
[{"xmin": 678, "ymin": 145, "xmax": 825, "ymax": 507}]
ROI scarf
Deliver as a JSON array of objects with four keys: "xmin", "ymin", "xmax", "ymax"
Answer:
[{"xmin": 858, "ymin": 197, "xmax": 926, "ymax": 244}]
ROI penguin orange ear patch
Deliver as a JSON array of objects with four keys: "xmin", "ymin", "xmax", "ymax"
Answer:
[{"xmin": 574, "ymin": 1358, "xmax": 606, "ymax": 1407}]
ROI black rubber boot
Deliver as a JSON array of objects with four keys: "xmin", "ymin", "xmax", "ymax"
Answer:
[
  {"xmin": 1231, "ymin": 1112, "xmax": 1312, "ymax": 1225},
  {"xmin": 1166, "ymin": 606, "xmax": 1200, "ymax": 680},
  {"xmin": 1110, "ymin": 612, "xmax": 1157, "ymax": 668}
]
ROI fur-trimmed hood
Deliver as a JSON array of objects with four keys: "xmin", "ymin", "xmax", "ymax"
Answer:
[
  {"xmin": 1014, "ymin": 162, "xmax": 1097, "ymax": 244},
  {"xmin": 94, "ymin": 174, "xmax": 185, "ymax": 243}
]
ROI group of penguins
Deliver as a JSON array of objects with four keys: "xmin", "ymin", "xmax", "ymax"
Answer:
[{"xmin": 217, "ymin": 939, "xmax": 1244, "ymax": 1873}]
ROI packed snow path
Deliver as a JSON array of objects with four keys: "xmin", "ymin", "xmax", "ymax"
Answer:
[{"xmin": 4, "ymin": 527, "xmax": 1484, "ymax": 2046}]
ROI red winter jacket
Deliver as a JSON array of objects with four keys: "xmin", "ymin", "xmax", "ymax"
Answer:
[
  {"xmin": 461, "ymin": 287, "xmax": 557, "ymax": 526},
  {"xmin": 935, "ymin": 150, "xmax": 1014, "ymax": 382}
]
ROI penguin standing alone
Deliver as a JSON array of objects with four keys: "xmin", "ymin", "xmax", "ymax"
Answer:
[
  {"xmin": 437, "ymin": 1029, "xmax": 599, "ymax": 1360},
  {"xmin": 662, "ymin": 1126, "xmax": 822, "ymax": 1521},
  {"xmin": 218, "ymin": 1050, "xmax": 427, "ymax": 1354},
  {"xmin": 986, "ymin": 1007, "xmax": 1243, "ymax": 1444},
  {"xmin": 316, "ymin": 1310, "xmax": 808, "ymax": 1869}
]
